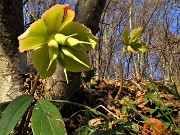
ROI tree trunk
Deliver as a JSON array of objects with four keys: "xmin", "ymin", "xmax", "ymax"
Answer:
[
  {"xmin": 0, "ymin": 0, "xmax": 27, "ymax": 103},
  {"xmin": 44, "ymin": 0, "xmax": 107, "ymax": 101}
]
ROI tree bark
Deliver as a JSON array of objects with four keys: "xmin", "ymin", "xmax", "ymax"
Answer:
[
  {"xmin": 44, "ymin": 0, "xmax": 107, "ymax": 101},
  {"xmin": 0, "ymin": 0, "xmax": 27, "ymax": 103}
]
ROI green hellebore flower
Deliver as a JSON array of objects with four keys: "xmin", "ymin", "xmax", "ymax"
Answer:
[
  {"xmin": 121, "ymin": 26, "xmax": 148, "ymax": 53},
  {"xmin": 18, "ymin": 4, "xmax": 98, "ymax": 79}
]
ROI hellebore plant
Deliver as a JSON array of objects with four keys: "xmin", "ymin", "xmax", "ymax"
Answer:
[
  {"xmin": 121, "ymin": 26, "xmax": 148, "ymax": 53},
  {"xmin": 0, "ymin": 4, "xmax": 98, "ymax": 135},
  {"xmin": 115, "ymin": 26, "xmax": 148, "ymax": 100}
]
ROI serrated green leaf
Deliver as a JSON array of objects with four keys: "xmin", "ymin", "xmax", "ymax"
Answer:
[
  {"xmin": 42, "ymin": 4, "xmax": 74, "ymax": 33},
  {"xmin": 19, "ymin": 19, "xmax": 48, "ymax": 52},
  {"xmin": 0, "ymin": 95, "xmax": 34, "ymax": 135},
  {"xmin": 61, "ymin": 46, "xmax": 90, "ymax": 72},
  {"xmin": 32, "ymin": 99, "xmax": 66, "ymax": 135},
  {"xmin": 32, "ymin": 46, "xmax": 56, "ymax": 79},
  {"xmin": 121, "ymin": 26, "xmax": 129, "ymax": 46},
  {"xmin": 60, "ymin": 22, "xmax": 98, "ymax": 51},
  {"xmin": 129, "ymin": 27, "xmax": 142, "ymax": 43}
]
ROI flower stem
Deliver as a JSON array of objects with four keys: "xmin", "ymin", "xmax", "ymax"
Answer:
[
  {"xmin": 115, "ymin": 50, "xmax": 125, "ymax": 100},
  {"xmin": 30, "ymin": 73, "xmax": 40, "ymax": 96}
]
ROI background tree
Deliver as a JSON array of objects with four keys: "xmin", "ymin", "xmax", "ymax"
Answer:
[{"xmin": 0, "ymin": 0, "xmax": 27, "ymax": 103}]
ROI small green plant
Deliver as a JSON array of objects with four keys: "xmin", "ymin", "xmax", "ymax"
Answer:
[
  {"xmin": 115, "ymin": 26, "xmax": 148, "ymax": 100},
  {"xmin": 0, "ymin": 4, "xmax": 98, "ymax": 135}
]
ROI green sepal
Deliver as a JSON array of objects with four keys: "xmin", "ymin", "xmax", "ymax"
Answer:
[
  {"xmin": 32, "ymin": 46, "xmax": 57, "ymax": 79},
  {"xmin": 121, "ymin": 26, "xmax": 129, "ymax": 46},
  {"xmin": 19, "ymin": 19, "xmax": 49, "ymax": 52},
  {"xmin": 129, "ymin": 27, "xmax": 142, "ymax": 43},
  {"xmin": 42, "ymin": 4, "xmax": 75, "ymax": 33}
]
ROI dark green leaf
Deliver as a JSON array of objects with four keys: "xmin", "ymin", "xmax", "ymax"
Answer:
[
  {"xmin": 0, "ymin": 95, "xmax": 34, "ymax": 135},
  {"xmin": 32, "ymin": 99, "xmax": 66, "ymax": 135}
]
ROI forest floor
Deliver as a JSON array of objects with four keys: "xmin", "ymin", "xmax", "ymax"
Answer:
[{"xmin": 23, "ymin": 74, "xmax": 180, "ymax": 135}]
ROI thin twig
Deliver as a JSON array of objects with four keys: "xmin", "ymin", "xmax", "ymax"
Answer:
[{"xmin": 95, "ymin": 105, "xmax": 120, "ymax": 119}]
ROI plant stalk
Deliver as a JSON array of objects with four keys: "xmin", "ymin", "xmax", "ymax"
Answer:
[
  {"xmin": 30, "ymin": 73, "xmax": 40, "ymax": 96},
  {"xmin": 115, "ymin": 50, "xmax": 125, "ymax": 100}
]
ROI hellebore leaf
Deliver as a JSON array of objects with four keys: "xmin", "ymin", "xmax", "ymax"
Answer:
[
  {"xmin": 0, "ymin": 95, "xmax": 34, "ymax": 135},
  {"xmin": 60, "ymin": 22, "xmax": 98, "ymax": 51},
  {"xmin": 32, "ymin": 46, "xmax": 56, "ymax": 79},
  {"xmin": 121, "ymin": 26, "xmax": 129, "ymax": 46},
  {"xmin": 129, "ymin": 27, "xmax": 142, "ymax": 43},
  {"xmin": 32, "ymin": 99, "xmax": 66, "ymax": 135},
  {"xmin": 19, "ymin": 19, "xmax": 48, "ymax": 52},
  {"xmin": 42, "ymin": 4, "xmax": 74, "ymax": 33},
  {"xmin": 61, "ymin": 46, "xmax": 90, "ymax": 72}
]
